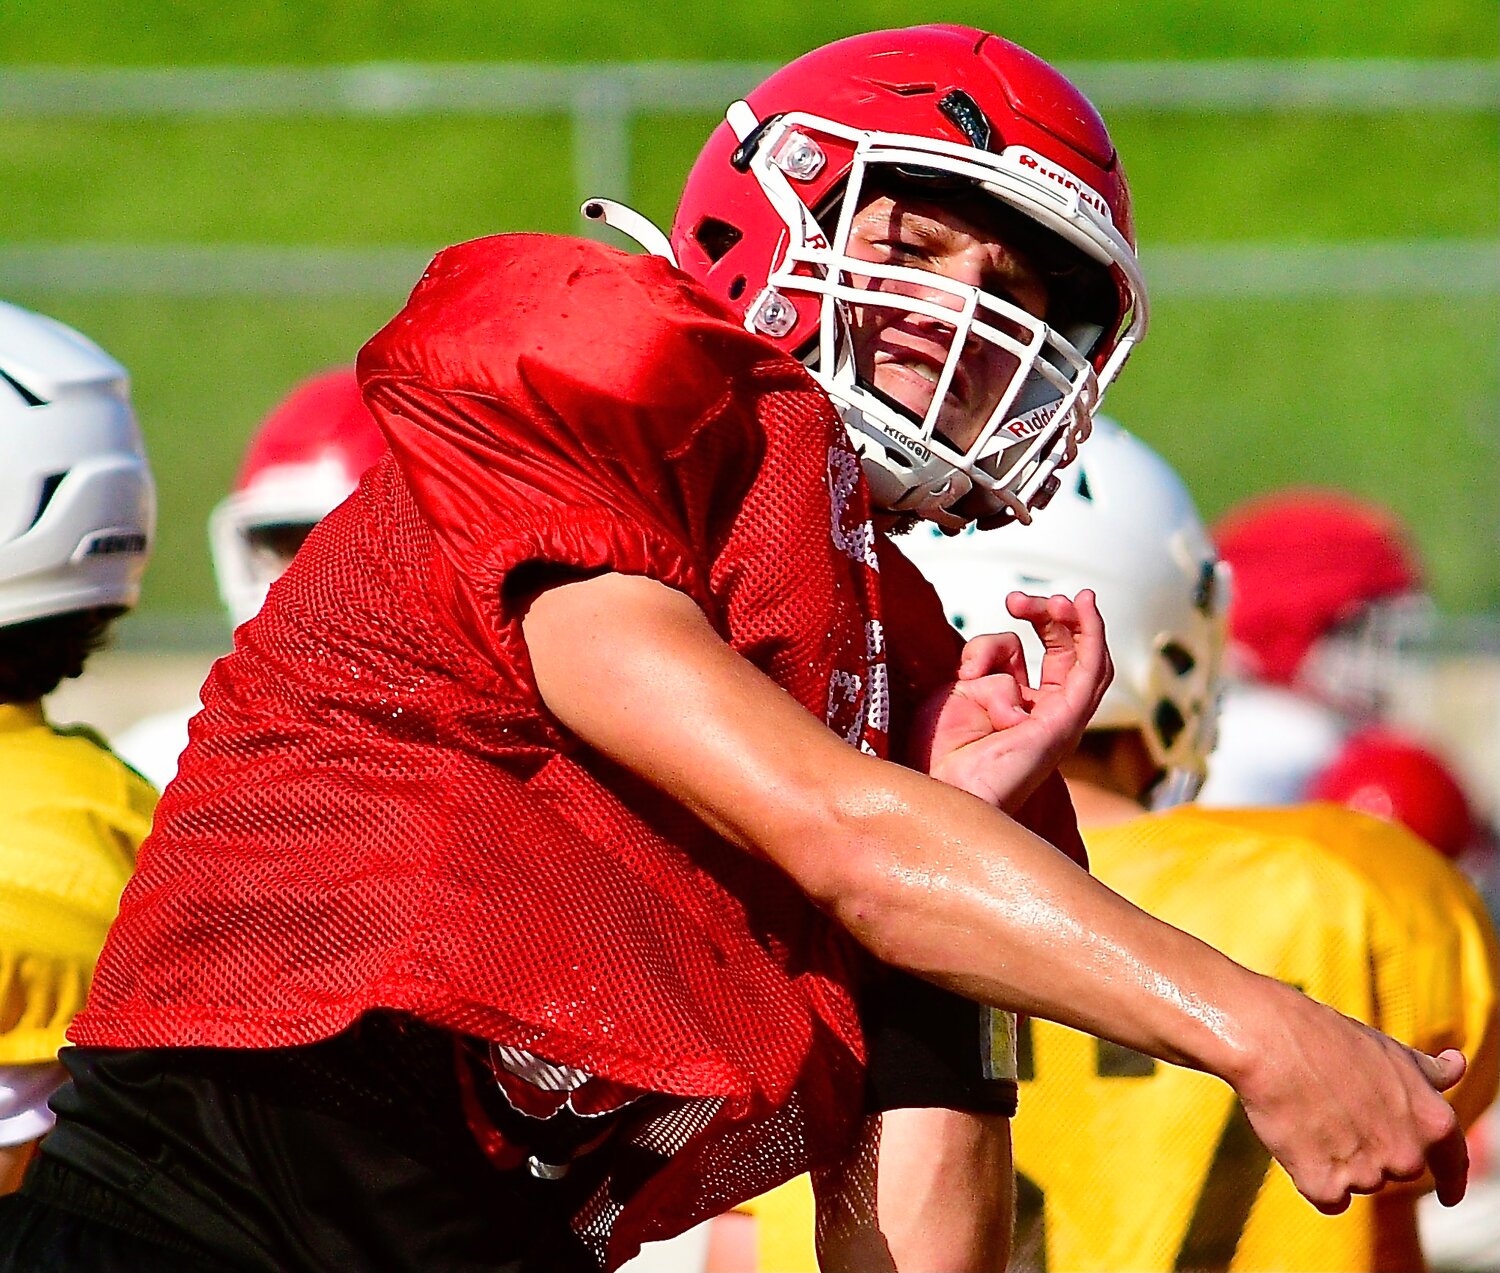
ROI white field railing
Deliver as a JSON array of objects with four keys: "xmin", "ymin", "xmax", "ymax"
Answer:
[
  {"xmin": 0, "ymin": 241, "xmax": 1493, "ymax": 298},
  {"xmin": 0, "ymin": 59, "xmax": 1495, "ymax": 296}
]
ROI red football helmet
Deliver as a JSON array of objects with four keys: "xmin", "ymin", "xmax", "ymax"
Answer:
[
  {"xmin": 1308, "ymin": 727, "xmax": 1478, "ymax": 860},
  {"xmin": 592, "ymin": 26, "xmax": 1147, "ymax": 529},
  {"xmin": 1214, "ymin": 490, "xmax": 1426, "ymax": 698},
  {"xmin": 209, "ymin": 367, "xmax": 385, "ymax": 629}
]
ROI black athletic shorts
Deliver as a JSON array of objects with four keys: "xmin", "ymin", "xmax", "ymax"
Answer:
[
  {"xmin": 1, "ymin": 1015, "xmax": 597, "ymax": 1273},
  {"xmin": 0, "ymin": 976, "xmax": 1010, "ymax": 1271},
  {"xmin": 0, "ymin": 1175, "xmax": 228, "ymax": 1272}
]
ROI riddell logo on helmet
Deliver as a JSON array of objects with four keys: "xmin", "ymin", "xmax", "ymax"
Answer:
[
  {"xmin": 1000, "ymin": 402, "xmax": 1058, "ymax": 442},
  {"xmin": 1012, "ymin": 150, "xmax": 1111, "ymax": 222}
]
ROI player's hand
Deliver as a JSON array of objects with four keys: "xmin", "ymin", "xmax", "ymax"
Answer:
[
  {"xmin": 908, "ymin": 590, "xmax": 1112, "ymax": 810},
  {"xmin": 1229, "ymin": 979, "xmax": 1469, "ymax": 1213}
]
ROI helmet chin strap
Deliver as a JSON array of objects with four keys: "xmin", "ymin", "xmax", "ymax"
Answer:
[{"xmin": 580, "ymin": 199, "xmax": 678, "ymax": 266}]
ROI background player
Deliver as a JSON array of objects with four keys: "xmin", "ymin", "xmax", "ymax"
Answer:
[
  {"xmin": 113, "ymin": 365, "xmax": 383, "ymax": 790},
  {"xmin": 907, "ymin": 420, "xmax": 1499, "ymax": 1272},
  {"xmin": 1200, "ymin": 489, "xmax": 1436, "ymax": 808},
  {"xmin": 1308, "ymin": 727, "xmax": 1483, "ymax": 865},
  {"xmin": 0, "ymin": 301, "xmax": 157, "ymax": 1193}
]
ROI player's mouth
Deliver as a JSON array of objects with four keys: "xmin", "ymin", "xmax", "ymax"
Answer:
[{"xmin": 873, "ymin": 346, "xmax": 974, "ymax": 423}]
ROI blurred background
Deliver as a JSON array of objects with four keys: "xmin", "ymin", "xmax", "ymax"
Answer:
[{"xmin": 0, "ymin": 0, "xmax": 1494, "ymax": 809}]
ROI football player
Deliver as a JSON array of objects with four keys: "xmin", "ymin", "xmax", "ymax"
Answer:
[
  {"xmin": 113, "ymin": 366, "xmax": 384, "ymax": 790},
  {"xmin": 0, "ymin": 303, "xmax": 157, "ymax": 1194},
  {"xmin": 0, "ymin": 28, "xmax": 1471, "ymax": 1273},
  {"xmin": 1199, "ymin": 489, "xmax": 1431, "ymax": 808},
  {"xmin": 1307, "ymin": 726, "xmax": 1480, "ymax": 863},
  {"xmin": 1307, "ymin": 730, "xmax": 1500, "ymax": 1273}
]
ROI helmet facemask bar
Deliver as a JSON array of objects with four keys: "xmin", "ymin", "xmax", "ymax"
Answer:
[
  {"xmin": 1143, "ymin": 555, "xmax": 1233, "ymax": 807},
  {"xmin": 732, "ymin": 106, "xmax": 1146, "ymax": 526},
  {"xmin": 1296, "ymin": 591, "xmax": 1434, "ymax": 716},
  {"xmin": 806, "ymin": 247, "xmax": 1101, "ymax": 527},
  {"xmin": 208, "ymin": 458, "xmax": 360, "ymax": 631}
]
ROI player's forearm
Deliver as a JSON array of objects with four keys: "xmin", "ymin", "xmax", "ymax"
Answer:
[{"xmin": 812, "ymin": 757, "xmax": 1266, "ymax": 1084}]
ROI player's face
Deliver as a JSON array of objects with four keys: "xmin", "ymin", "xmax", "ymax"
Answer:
[{"xmin": 844, "ymin": 190, "xmax": 1051, "ymax": 456}]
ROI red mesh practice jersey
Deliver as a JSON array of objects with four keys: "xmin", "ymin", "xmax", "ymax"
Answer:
[{"xmin": 72, "ymin": 234, "xmax": 1078, "ymax": 1265}]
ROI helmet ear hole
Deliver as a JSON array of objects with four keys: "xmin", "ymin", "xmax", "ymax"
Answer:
[{"xmin": 728, "ymin": 276, "xmax": 748, "ymax": 301}]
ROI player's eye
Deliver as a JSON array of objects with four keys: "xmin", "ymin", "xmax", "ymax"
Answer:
[{"xmin": 880, "ymin": 240, "xmax": 939, "ymax": 267}]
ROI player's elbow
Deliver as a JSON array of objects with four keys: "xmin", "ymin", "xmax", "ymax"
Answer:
[{"xmin": 770, "ymin": 776, "xmax": 936, "ymax": 963}]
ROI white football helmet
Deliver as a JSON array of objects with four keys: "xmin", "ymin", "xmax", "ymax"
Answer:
[
  {"xmin": 209, "ymin": 367, "xmax": 384, "ymax": 630},
  {"xmin": 898, "ymin": 418, "xmax": 1229, "ymax": 801},
  {"xmin": 0, "ymin": 302, "xmax": 154, "ymax": 628}
]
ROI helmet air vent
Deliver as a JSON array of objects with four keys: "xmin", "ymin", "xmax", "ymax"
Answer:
[
  {"xmin": 1153, "ymin": 699, "xmax": 1187, "ymax": 750},
  {"xmin": 938, "ymin": 89, "xmax": 993, "ymax": 151},
  {"xmin": 1160, "ymin": 641, "xmax": 1197, "ymax": 677},
  {"xmin": 0, "ymin": 368, "xmax": 47, "ymax": 407},
  {"xmin": 869, "ymin": 80, "xmax": 937, "ymax": 97},
  {"xmin": 1192, "ymin": 559, "xmax": 1222, "ymax": 615},
  {"xmin": 693, "ymin": 217, "xmax": 744, "ymax": 264},
  {"xmin": 28, "ymin": 472, "xmax": 66, "ymax": 531}
]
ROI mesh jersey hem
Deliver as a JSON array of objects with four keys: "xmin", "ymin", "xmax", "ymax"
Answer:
[{"xmin": 68, "ymin": 973, "xmax": 770, "ymax": 1106}]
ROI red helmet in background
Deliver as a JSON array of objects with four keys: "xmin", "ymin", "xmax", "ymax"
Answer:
[
  {"xmin": 662, "ymin": 25, "xmax": 1147, "ymax": 529},
  {"xmin": 1214, "ymin": 490, "xmax": 1425, "ymax": 690},
  {"xmin": 209, "ymin": 367, "xmax": 385, "ymax": 629},
  {"xmin": 1308, "ymin": 727, "xmax": 1477, "ymax": 860}
]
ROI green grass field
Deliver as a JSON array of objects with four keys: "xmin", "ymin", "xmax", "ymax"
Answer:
[
  {"xmin": 0, "ymin": 0, "xmax": 1486, "ymax": 62},
  {"xmin": 0, "ymin": 2, "xmax": 1495, "ymax": 632}
]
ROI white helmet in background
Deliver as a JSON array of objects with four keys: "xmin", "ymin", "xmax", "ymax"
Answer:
[
  {"xmin": 209, "ymin": 366, "xmax": 384, "ymax": 630},
  {"xmin": 898, "ymin": 417, "xmax": 1229, "ymax": 801},
  {"xmin": 0, "ymin": 301, "xmax": 154, "ymax": 627}
]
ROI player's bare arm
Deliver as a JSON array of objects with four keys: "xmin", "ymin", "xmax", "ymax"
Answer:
[
  {"xmin": 523, "ymin": 569, "xmax": 1469, "ymax": 1218},
  {"xmin": 806, "ymin": 1107, "xmax": 1015, "ymax": 1273}
]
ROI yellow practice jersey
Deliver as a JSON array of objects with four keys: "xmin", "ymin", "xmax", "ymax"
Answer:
[
  {"xmin": 1012, "ymin": 803, "xmax": 1500, "ymax": 1273},
  {"xmin": 0, "ymin": 702, "xmax": 156, "ymax": 1065}
]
